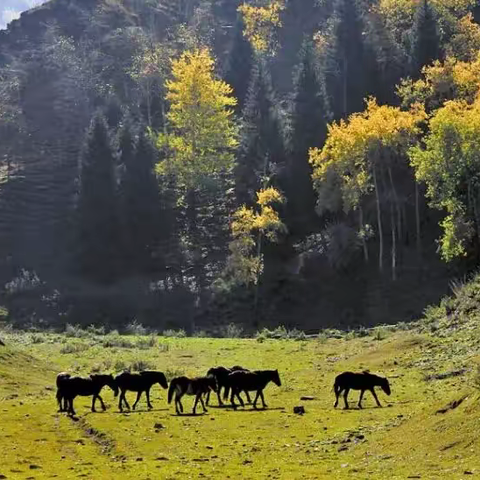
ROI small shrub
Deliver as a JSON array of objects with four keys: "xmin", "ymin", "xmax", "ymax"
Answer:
[
  {"xmin": 163, "ymin": 329, "xmax": 186, "ymax": 338},
  {"xmin": 158, "ymin": 342, "xmax": 170, "ymax": 352},
  {"xmin": 65, "ymin": 324, "xmax": 88, "ymax": 338},
  {"xmin": 287, "ymin": 328, "xmax": 307, "ymax": 341},
  {"xmin": 220, "ymin": 323, "xmax": 243, "ymax": 338},
  {"xmin": 29, "ymin": 333, "xmax": 46, "ymax": 344},
  {"xmin": 114, "ymin": 360, "xmax": 127, "ymax": 372},
  {"xmin": 136, "ymin": 335, "xmax": 157, "ymax": 350},
  {"xmin": 373, "ymin": 327, "xmax": 388, "ymax": 341},
  {"xmin": 192, "ymin": 329, "xmax": 208, "ymax": 338},
  {"xmin": 60, "ymin": 342, "xmax": 89, "ymax": 354},
  {"xmin": 86, "ymin": 324, "xmax": 106, "ymax": 336},
  {"xmin": 317, "ymin": 332, "xmax": 328, "ymax": 344},
  {"xmin": 126, "ymin": 320, "xmax": 147, "ymax": 336},
  {"xmin": 256, "ymin": 333, "xmax": 266, "ymax": 343},
  {"xmin": 102, "ymin": 334, "xmax": 134, "ymax": 348},
  {"xmin": 130, "ymin": 359, "xmax": 155, "ymax": 371}
]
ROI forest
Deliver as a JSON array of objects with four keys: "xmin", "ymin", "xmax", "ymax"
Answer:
[{"xmin": 1, "ymin": 0, "xmax": 480, "ymax": 333}]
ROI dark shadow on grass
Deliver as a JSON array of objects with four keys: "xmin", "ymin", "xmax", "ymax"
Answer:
[
  {"xmin": 169, "ymin": 412, "xmax": 209, "ymax": 417},
  {"xmin": 227, "ymin": 407, "xmax": 286, "ymax": 412},
  {"xmin": 110, "ymin": 408, "xmax": 170, "ymax": 415}
]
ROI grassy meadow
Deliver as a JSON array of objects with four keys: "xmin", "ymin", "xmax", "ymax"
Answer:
[{"xmin": 2, "ymin": 278, "xmax": 480, "ymax": 479}]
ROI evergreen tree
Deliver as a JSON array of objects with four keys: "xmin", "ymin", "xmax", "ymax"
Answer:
[
  {"xmin": 324, "ymin": 0, "xmax": 373, "ymax": 120},
  {"xmin": 286, "ymin": 42, "xmax": 328, "ymax": 236},
  {"xmin": 224, "ymin": 18, "xmax": 255, "ymax": 114},
  {"xmin": 236, "ymin": 60, "xmax": 286, "ymax": 206},
  {"xmin": 119, "ymin": 126, "xmax": 161, "ymax": 274},
  {"xmin": 411, "ymin": 0, "xmax": 442, "ymax": 75},
  {"xmin": 76, "ymin": 114, "xmax": 119, "ymax": 283}
]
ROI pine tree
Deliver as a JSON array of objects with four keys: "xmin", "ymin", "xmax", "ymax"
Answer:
[
  {"xmin": 224, "ymin": 18, "xmax": 255, "ymax": 114},
  {"xmin": 119, "ymin": 126, "xmax": 161, "ymax": 274},
  {"xmin": 324, "ymin": 0, "xmax": 374, "ymax": 120},
  {"xmin": 286, "ymin": 42, "xmax": 327, "ymax": 237},
  {"xmin": 76, "ymin": 114, "xmax": 119, "ymax": 283},
  {"xmin": 236, "ymin": 60, "xmax": 285, "ymax": 207},
  {"xmin": 411, "ymin": 0, "xmax": 441, "ymax": 75}
]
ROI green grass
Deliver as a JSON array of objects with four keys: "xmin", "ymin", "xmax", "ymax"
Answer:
[{"xmin": 2, "ymin": 277, "xmax": 480, "ymax": 478}]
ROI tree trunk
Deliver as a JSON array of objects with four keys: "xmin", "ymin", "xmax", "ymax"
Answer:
[
  {"xmin": 390, "ymin": 201, "xmax": 397, "ymax": 281},
  {"xmin": 372, "ymin": 163, "xmax": 384, "ymax": 273},
  {"xmin": 387, "ymin": 166, "xmax": 402, "ymax": 242},
  {"xmin": 415, "ymin": 181, "xmax": 422, "ymax": 257},
  {"xmin": 359, "ymin": 206, "xmax": 369, "ymax": 262}
]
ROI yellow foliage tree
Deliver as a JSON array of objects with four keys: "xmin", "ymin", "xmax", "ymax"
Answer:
[
  {"xmin": 310, "ymin": 99, "xmax": 426, "ymax": 278},
  {"xmin": 224, "ymin": 187, "xmax": 286, "ymax": 287},
  {"xmin": 156, "ymin": 48, "xmax": 239, "ymax": 189},
  {"xmin": 238, "ymin": 0, "xmax": 285, "ymax": 54}
]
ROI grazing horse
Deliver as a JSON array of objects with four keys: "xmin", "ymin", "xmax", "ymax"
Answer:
[
  {"xmin": 57, "ymin": 374, "xmax": 118, "ymax": 416},
  {"xmin": 168, "ymin": 376, "xmax": 217, "ymax": 415},
  {"xmin": 333, "ymin": 371, "xmax": 391, "ymax": 409},
  {"xmin": 227, "ymin": 370, "xmax": 281, "ymax": 410},
  {"xmin": 206, "ymin": 365, "xmax": 251, "ymax": 406},
  {"xmin": 56, "ymin": 372, "xmax": 71, "ymax": 412},
  {"xmin": 115, "ymin": 370, "xmax": 168, "ymax": 412}
]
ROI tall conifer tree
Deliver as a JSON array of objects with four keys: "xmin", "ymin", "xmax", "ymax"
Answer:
[
  {"xmin": 324, "ymin": 0, "xmax": 373, "ymax": 120},
  {"xmin": 286, "ymin": 42, "xmax": 327, "ymax": 236},
  {"xmin": 76, "ymin": 114, "xmax": 119, "ymax": 283},
  {"xmin": 236, "ymin": 60, "xmax": 285, "ymax": 206},
  {"xmin": 411, "ymin": 0, "xmax": 441, "ymax": 75},
  {"xmin": 224, "ymin": 18, "xmax": 254, "ymax": 114},
  {"xmin": 120, "ymin": 126, "xmax": 161, "ymax": 274}
]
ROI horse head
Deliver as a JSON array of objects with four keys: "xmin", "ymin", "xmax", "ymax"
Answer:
[
  {"xmin": 106, "ymin": 374, "xmax": 119, "ymax": 397},
  {"xmin": 272, "ymin": 369, "xmax": 282, "ymax": 387},
  {"xmin": 157, "ymin": 372, "xmax": 168, "ymax": 389},
  {"xmin": 381, "ymin": 377, "xmax": 391, "ymax": 396},
  {"xmin": 207, "ymin": 376, "xmax": 218, "ymax": 392}
]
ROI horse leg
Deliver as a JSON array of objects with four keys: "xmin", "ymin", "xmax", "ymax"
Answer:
[
  {"xmin": 91, "ymin": 395, "xmax": 97, "ymax": 412},
  {"xmin": 334, "ymin": 386, "xmax": 341, "ymax": 408},
  {"xmin": 193, "ymin": 394, "xmax": 200, "ymax": 414},
  {"xmin": 370, "ymin": 388, "xmax": 382, "ymax": 407},
  {"xmin": 217, "ymin": 386, "xmax": 223, "ymax": 406},
  {"xmin": 123, "ymin": 392, "xmax": 131, "ymax": 410},
  {"xmin": 252, "ymin": 391, "xmax": 260, "ymax": 409},
  {"xmin": 132, "ymin": 391, "xmax": 142, "ymax": 410},
  {"xmin": 69, "ymin": 398, "xmax": 76, "ymax": 416},
  {"xmin": 199, "ymin": 394, "xmax": 208, "ymax": 413},
  {"xmin": 236, "ymin": 389, "xmax": 245, "ymax": 408},
  {"xmin": 245, "ymin": 390, "xmax": 252, "ymax": 404},
  {"xmin": 206, "ymin": 389, "xmax": 210, "ymax": 406},
  {"xmin": 343, "ymin": 388, "xmax": 350, "ymax": 409},
  {"xmin": 260, "ymin": 390, "xmax": 267, "ymax": 409},
  {"xmin": 98, "ymin": 394, "xmax": 106, "ymax": 411},
  {"xmin": 146, "ymin": 388, "xmax": 153, "ymax": 409},
  {"xmin": 358, "ymin": 389, "xmax": 365, "ymax": 409},
  {"xmin": 118, "ymin": 390, "xmax": 124, "ymax": 412},
  {"xmin": 230, "ymin": 388, "xmax": 237, "ymax": 410}
]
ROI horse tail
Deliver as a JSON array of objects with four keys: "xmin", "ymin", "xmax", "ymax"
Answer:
[{"xmin": 168, "ymin": 379, "xmax": 178, "ymax": 404}]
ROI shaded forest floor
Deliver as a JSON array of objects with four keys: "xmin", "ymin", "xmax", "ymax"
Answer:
[{"xmin": 2, "ymin": 276, "xmax": 480, "ymax": 478}]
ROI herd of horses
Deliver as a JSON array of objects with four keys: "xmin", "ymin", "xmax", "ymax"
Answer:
[{"xmin": 56, "ymin": 366, "xmax": 391, "ymax": 416}]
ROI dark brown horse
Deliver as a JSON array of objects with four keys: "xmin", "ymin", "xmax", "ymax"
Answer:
[
  {"xmin": 168, "ymin": 376, "xmax": 217, "ymax": 415},
  {"xmin": 227, "ymin": 370, "xmax": 281, "ymax": 409},
  {"xmin": 115, "ymin": 371, "xmax": 168, "ymax": 412},
  {"xmin": 56, "ymin": 373, "xmax": 118, "ymax": 415},
  {"xmin": 206, "ymin": 365, "xmax": 251, "ymax": 406},
  {"xmin": 333, "ymin": 371, "xmax": 391, "ymax": 409}
]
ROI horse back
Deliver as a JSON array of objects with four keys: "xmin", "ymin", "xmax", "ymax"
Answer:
[{"xmin": 335, "ymin": 371, "xmax": 378, "ymax": 390}]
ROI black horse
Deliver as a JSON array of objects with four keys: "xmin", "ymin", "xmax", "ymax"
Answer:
[
  {"xmin": 115, "ymin": 371, "xmax": 168, "ymax": 412},
  {"xmin": 168, "ymin": 376, "xmax": 217, "ymax": 415},
  {"xmin": 206, "ymin": 365, "xmax": 251, "ymax": 406},
  {"xmin": 333, "ymin": 371, "xmax": 391, "ymax": 409},
  {"xmin": 56, "ymin": 373, "xmax": 118, "ymax": 415},
  {"xmin": 56, "ymin": 372, "xmax": 71, "ymax": 412},
  {"xmin": 227, "ymin": 370, "xmax": 281, "ymax": 410}
]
